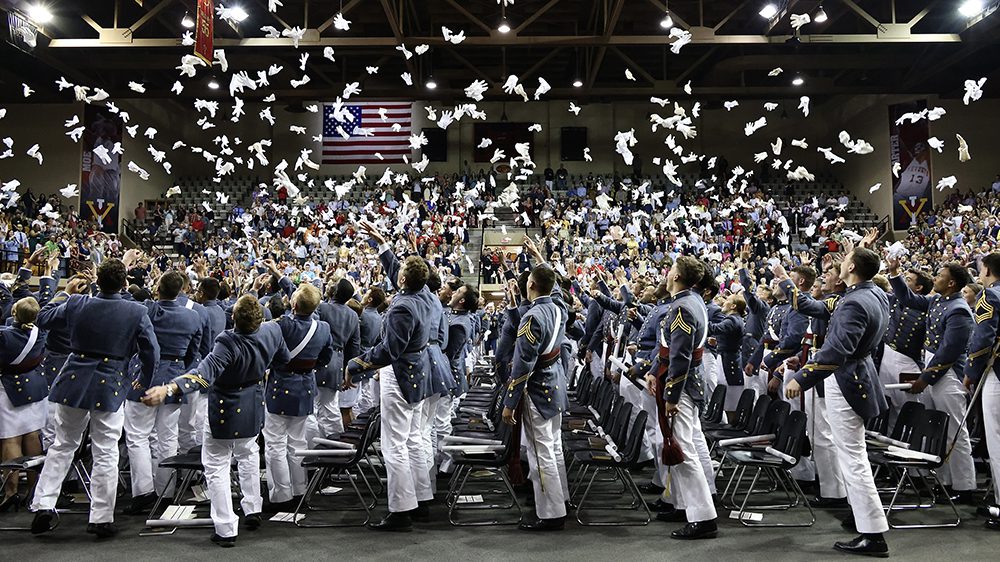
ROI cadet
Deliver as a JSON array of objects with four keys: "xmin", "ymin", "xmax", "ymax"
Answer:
[
  {"xmin": 645, "ymin": 256, "xmax": 718, "ymax": 540},
  {"xmin": 761, "ymin": 266, "xmax": 814, "ymax": 392},
  {"xmin": 787, "ymin": 248, "xmax": 890, "ymax": 557},
  {"xmin": 501, "ymin": 264, "xmax": 569, "ymax": 532},
  {"xmin": 31, "ymin": 259, "xmax": 159, "ymax": 538},
  {"xmin": 708, "ymin": 293, "xmax": 746, "ymax": 418},
  {"xmin": 879, "ymin": 268, "xmax": 931, "ymax": 427},
  {"xmin": 963, "ymin": 252, "xmax": 1000, "ymax": 531},
  {"xmin": 347, "ymin": 253, "xmax": 434, "ymax": 532},
  {"xmin": 355, "ymin": 287, "xmax": 385, "ymax": 414},
  {"xmin": 313, "ymin": 278, "xmax": 361, "ymax": 437},
  {"xmin": 123, "ymin": 271, "xmax": 204, "ymax": 515},
  {"xmin": 143, "ymin": 294, "xmax": 291, "ymax": 547},
  {"xmin": 178, "ymin": 277, "xmax": 227, "ymax": 454},
  {"xmin": 888, "ymin": 257, "xmax": 977, "ymax": 501},
  {"xmin": 264, "ymin": 283, "xmax": 333, "ymax": 509}
]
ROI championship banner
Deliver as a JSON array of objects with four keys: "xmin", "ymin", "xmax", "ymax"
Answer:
[
  {"xmin": 888, "ymin": 100, "xmax": 932, "ymax": 231},
  {"xmin": 80, "ymin": 104, "xmax": 123, "ymax": 233},
  {"xmin": 195, "ymin": 0, "xmax": 214, "ymax": 64}
]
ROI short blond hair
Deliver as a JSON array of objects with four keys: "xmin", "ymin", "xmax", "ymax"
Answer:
[
  {"xmin": 233, "ymin": 294, "xmax": 264, "ymax": 334},
  {"xmin": 292, "ymin": 283, "xmax": 321, "ymax": 315},
  {"xmin": 13, "ymin": 297, "xmax": 39, "ymax": 327}
]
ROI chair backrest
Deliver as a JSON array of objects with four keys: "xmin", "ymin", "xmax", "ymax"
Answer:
[
  {"xmin": 865, "ymin": 398, "xmax": 892, "ymax": 435},
  {"xmin": 772, "ymin": 410, "xmax": 808, "ymax": 466},
  {"xmin": 575, "ymin": 370, "xmax": 593, "ymax": 401},
  {"xmin": 610, "ymin": 402, "xmax": 634, "ymax": 447},
  {"xmin": 703, "ymin": 384, "xmax": 727, "ymax": 424},
  {"xmin": 889, "ymin": 401, "xmax": 926, "ymax": 442},
  {"xmin": 742, "ymin": 394, "xmax": 773, "ymax": 434},
  {"xmin": 623, "ymin": 410, "xmax": 650, "ymax": 466},
  {"xmin": 759, "ymin": 399, "xmax": 791, "ymax": 435},
  {"xmin": 909, "ymin": 409, "xmax": 950, "ymax": 466},
  {"xmin": 730, "ymin": 388, "xmax": 757, "ymax": 428}
]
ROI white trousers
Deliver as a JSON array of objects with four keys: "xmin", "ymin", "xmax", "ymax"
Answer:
[
  {"xmin": 745, "ymin": 367, "xmax": 768, "ymax": 399},
  {"xmin": 589, "ymin": 349, "xmax": 605, "ymax": 380},
  {"xmin": 380, "ymin": 369, "xmax": 429, "ymax": 512},
  {"xmin": 619, "ymin": 375, "xmax": 655, "ymax": 463},
  {"xmin": 416, "ymin": 397, "xmax": 435, "ymax": 501},
  {"xmin": 781, "ymin": 367, "xmax": 816, "ymax": 483},
  {"xmin": 314, "ymin": 387, "xmax": 344, "ymax": 438},
  {"xmin": 665, "ymin": 393, "xmax": 717, "ymax": 522},
  {"xmin": 31, "ymin": 404, "xmax": 124, "ymax": 523},
  {"xmin": 703, "ymin": 351, "xmax": 719, "ymax": 400},
  {"xmin": 878, "ymin": 345, "xmax": 922, "ymax": 429},
  {"xmin": 824, "ymin": 377, "xmax": 888, "ymax": 534},
  {"xmin": 339, "ymin": 385, "xmax": 361, "ymax": 408},
  {"xmin": 356, "ymin": 378, "xmax": 379, "ymax": 416},
  {"xmin": 431, "ymin": 394, "xmax": 457, "ymax": 471},
  {"xmin": 41, "ymin": 401, "xmax": 57, "ymax": 450},
  {"xmin": 919, "ymin": 352, "xmax": 975, "ymax": 491},
  {"xmin": 263, "ymin": 413, "xmax": 308, "ymax": 503},
  {"xmin": 124, "ymin": 401, "xmax": 181, "ymax": 497},
  {"xmin": 982, "ymin": 374, "xmax": 1000, "ymax": 505},
  {"xmin": 177, "ymin": 391, "xmax": 208, "ymax": 453},
  {"xmin": 804, "ymin": 387, "xmax": 846, "ymax": 498},
  {"xmin": 522, "ymin": 397, "xmax": 568, "ymax": 519},
  {"xmin": 202, "ymin": 436, "xmax": 262, "ymax": 538}
]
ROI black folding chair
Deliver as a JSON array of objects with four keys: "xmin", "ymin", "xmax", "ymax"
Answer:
[
  {"xmin": 702, "ymin": 385, "xmax": 727, "ymax": 425},
  {"xmin": 444, "ymin": 422, "xmax": 522, "ymax": 526}
]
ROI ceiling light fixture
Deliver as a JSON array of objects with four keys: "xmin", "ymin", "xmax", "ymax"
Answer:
[
  {"xmin": 758, "ymin": 3, "xmax": 779, "ymax": 19},
  {"xmin": 182, "ymin": 11, "xmax": 195, "ymax": 28},
  {"xmin": 572, "ymin": 78, "xmax": 584, "ymax": 88},
  {"xmin": 208, "ymin": 77, "xmax": 221, "ymax": 90},
  {"xmin": 497, "ymin": 4, "xmax": 511, "ymax": 33},
  {"xmin": 959, "ymin": 0, "xmax": 984, "ymax": 17},
  {"xmin": 791, "ymin": 75, "xmax": 804, "ymax": 86},
  {"xmin": 814, "ymin": 5, "xmax": 828, "ymax": 23},
  {"xmin": 230, "ymin": 6, "xmax": 250, "ymax": 22},
  {"xmin": 26, "ymin": 3, "xmax": 54, "ymax": 24},
  {"xmin": 660, "ymin": 0, "xmax": 673, "ymax": 29},
  {"xmin": 426, "ymin": 77, "xmax": 438, "ymax": 90}
]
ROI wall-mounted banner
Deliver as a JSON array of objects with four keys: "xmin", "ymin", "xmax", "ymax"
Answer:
[
  {"xmin": 195, "ymin": 0, "xmax": 214, "ymax": 64},
  {"xmin": 888, "ymin": 100, "xmax": 932, "ymax": 231},
  {"xmin": 80, "ymin": 104, "xmax": 123, "ymax": 233}
]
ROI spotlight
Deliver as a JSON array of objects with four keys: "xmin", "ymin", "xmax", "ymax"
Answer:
[
  {"xmin": 959, "ymin": 0, "xmax": 984, "ymax": 17},
  {"xmin": 497, "ymin": 18, "xmax": 511, "ymax": 33},
  {"xmin": 231, "ymin": 6, "xmax": 250, "ymax": 22},
  {"xmin": 426, "ymin": 77, "xmax": 438, "ymax": 90},
  {"xmin": 660, "ymin": 12, "xmax": 674, "ymax": 29},
  {"xmin": 182, "ymin": 11, "xmax": 195, "ymax": 28},
  {"xmin": 26, "ymin": 4, "xmax": 53, "ymax": 24},
  {"xmin": 208, "ymin": 77, "xmax": 220, "ymax": 90},
  {"xmin": 814, "ymin": 5, "xmax": 828, "ymax": 23},
  {"xmin": 791, "ymin": 75, "xmax": 804, "ymax": 86},
  {"xmin": 572, "ymin": 78, "xmax": 583, "ymax": 88},
  {"xmin": 758, "ymin": 3, "xmax": 779, "ymax": 19}
]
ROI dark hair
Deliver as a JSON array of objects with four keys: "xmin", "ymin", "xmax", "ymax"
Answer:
[
  {"xmin": 982, "ymin": 252, "xmax": 1000, "ymax": 280},
  {"xmin": 158, "ymin": 271, "xmax": 186, "ymax": 300},
  {"xmin": 334, "ymin": 278, "xmax": 355, "ymax": 304},
  {"xmin": 461, "ymin": 284, "xmax": 480, "ymax": 312},
  {"xmin": 401, "ymin": 256, "xmax": 429, "ymax": 291},
  {"xmin": 267, "ymin": 295, "xmax": 286, "ymax": 319},
  {"xmin": 673, "ymin": 256, "xmax": 704, "ymax": 288},
  {"xmin": 850, "ymin": 248, "xmax": 880, "ymax": 281},
  {"xmin": 530, "ymin": 265, "xmax": 556, "ymax": 296},
  {"xmin": 218, "ymin": 280, "xmax": 231, "ymax": 300},
  {"xmin": 945, "ymin": 262, "xmax": 973, "ymax": 291},
  {"xmin": 907, "ymin": 268, "xmax": 934, "ymax": 295},
  {"xmin": 97, "ymin": 259, "xmax": 127, "ymax": 294},
  {"xmin": 234, "ymin": 295, "xmax": 264, "ymax": 333},
  {"xmin": 199, "ymin": 277, "xmax": 221, "ymax": 301},
  {"xmin": 696, "ymin": 265, "xmax": 720, "ymax": 300},
  {"xmin": 366, "ymin": 287, "xmax": 387, "ymax": 310},
  {"xmin": 790, "ymin": 265, "xmax": 817, "ymax": 289},
  {"xmin": 517, "ymin": 270, "xmax": 530, "ymax": 299},
  {"xmin": 426, "ymin": 268, "xmax": 442, "ymax": 292}
]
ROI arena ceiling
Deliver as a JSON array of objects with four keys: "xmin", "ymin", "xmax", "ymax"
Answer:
[{"xmin": 1, "ymin": 0, "xmax": 999, "ymax": 103}]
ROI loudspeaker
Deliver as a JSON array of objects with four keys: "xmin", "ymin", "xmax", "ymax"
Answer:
[
  {"xmin": 422, "ymin": 128, "xmax": 448, "ymax": 162},
  {"xmin": 561, "ymin": 127, "xmax": 587, "ymax": 161}
]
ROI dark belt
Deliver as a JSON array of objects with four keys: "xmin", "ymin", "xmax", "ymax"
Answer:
[
  {"xmin": 216, "ymin": 379, "xmax": 263, "ymax": 392},
  {"xmin": 71, "ymin": 349, "xmax": 126, "ymax": 361},
  {"xmin": 161, "ymin": 354, "xmax": 186, "ymax": 362},
  {"xmin": 535, "ymin": 349, "xmax": 561, "ymax": 371},
  {"xmin": 331, "ymin": 346, "xmax": 344, "ymax": 352},
  {"xmin": 2, "ymin": 354, "xmax": 44, "ymax": 376},
  {"xmin": 285, "ymin": 358, "xmax": 317, "ymax": 373}
]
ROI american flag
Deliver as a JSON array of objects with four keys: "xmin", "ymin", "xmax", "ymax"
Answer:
[{"xmin": 322, "ymin": 101, "xmax": 412, "ymax": 164}]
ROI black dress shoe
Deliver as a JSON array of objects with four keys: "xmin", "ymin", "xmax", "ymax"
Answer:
[
  {"xmin": 86, "ymin": 522, "xmax": 119, "ymax": 539},
  {"xmin": 841, "ymin": 514, "xmax": 858, "ymax": 532},
  {"xmin": 670, "ymin": 519, "xmax": 718, "ymax": 540},
  {"xmin": 368, "ymin": 512, "xmax": 412, "ymax": 532},
  {"xmin": 124, "ymin": 492, "xmax": 158, "ymax": 515},
  {"xmin": 810, "ymin": 496, "xmax": 849, "ymax": 508},
  {"xmin": 976, "ymin": 504, "xmax": 999, "ymax": 518},
  {"xmin": 639, "ymin": 482, "xmax": 666, "ymax": 495},
  {"xmin": 952, "ymin": 490, "xmax": 979, "ymax": 506},
  {"xmin": 518, "ymin": 516, "xmax": 565, "ymax": 531},
  {"xmin": 656, "ymin": 509, "xmax": 687, "ymax": 523},
  {"xmin": 646, "ymin": 499, "xmax": 674, "ymax": 512},
  {"xmin": 985, "ymin": 518, "xmax": 1000, "ymax": 532},
  {"xmin": 244, "ymin": 513, "xmax": 262, "ymax": 530},
  {"xmin": 211, "ymin": 533, "xmax": 236, "ymax": 548},
  {"xmin": 406, "ymin": 503, "xmax": 430, "ymax": 521},
  {"xmin": 31, "ymin": 510, "xmax": 57, "ymax": 535},
  {"xmin": 833, "ymin": 534, "xmax": 889, "ymax": 558},
  {"xmin": 55, "ymin": 493, "xmax": 76, "ymax": 509}
]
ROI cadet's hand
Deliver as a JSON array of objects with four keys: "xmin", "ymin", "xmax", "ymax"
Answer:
[
  {"xmin": 707, "ymin": 336, "xmax": 717, "ymax": 347},
  {"xmin": 785, "ymin": 356, "xmax": 801, "ymax": 371},
  {"xmin": 771, "ymin": 263, "xmax": 788, "ymax": 282},
  {"xmin": 767, "ymin": 375, "xmax": 782, "ymax": 393},
  {"xmin": 66, "ymin": 277, "xmax": 90, "ymax": 295},
  {"xmin": 744, "ymin": 363, "xmax": 756, "ymax": 377},
  {"xmin": 644, "ymin": 374, "xmax": 657, "ymax": 397},
  {"xmin": 785, "ymin": 379, "xmax": 801, "ymax": 400},
  {"xmin": 627, "ymin": 308, "xmax": 638, "ymax": 321},
  {"xmin": 664, "ymin": 401, "xmax": 679, "ymax": 417},
  {"xmin": 963, "ymin": 376, "xmax": 974, "ymax": 391},
  {"xmin": 341, "ymin": 377, "xmax": 356, "ymax": 391},
  {"xmin": 502, "ymin": 407, "xmax": 517, "ymax": 426},
  {"xmin": 907, "ymin": 378, "xmax": 928, "ymax": 394},
  {"xmin": 142, "ymin": 385, "xmax": 170, "ymax": 406},
  {"xmin": 885, "ymin": 254, "xmax": 901, "ymax": 276}
]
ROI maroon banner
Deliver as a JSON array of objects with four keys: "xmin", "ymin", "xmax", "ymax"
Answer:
[
  {"xmin": 889, "ymin": 100, "xmax": 932, "ymax": 231},
  {"xmin": 80, "ymin": 104, "xmax": 123, "ymax": 233},
  {"xmin": 195, "ymin": 0, "xmax": 214, "ymax": 64}
]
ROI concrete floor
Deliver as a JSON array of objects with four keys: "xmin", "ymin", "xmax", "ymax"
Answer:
[{"xmin": 3, "ymin": 475, "xmax": 996, "ymax": 562}]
